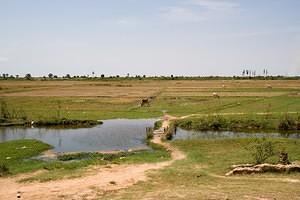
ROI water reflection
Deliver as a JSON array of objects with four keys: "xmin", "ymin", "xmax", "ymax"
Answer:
[{"xmin": 0, "ymin": 119, "xmax": 156, "ymax": 153}]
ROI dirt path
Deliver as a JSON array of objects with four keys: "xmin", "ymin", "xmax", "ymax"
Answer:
[
  {"xmin": 0, "ymin": 115, "xmax": 186, "ymax": 200},
  {"xmin": 179, "ymin": 111, "xmax": 299, "ymax": 119}
]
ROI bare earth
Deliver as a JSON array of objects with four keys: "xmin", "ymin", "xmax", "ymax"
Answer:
[{"xmin": 0, "ymin": 116, "xmax": 186, "ymax": 200}]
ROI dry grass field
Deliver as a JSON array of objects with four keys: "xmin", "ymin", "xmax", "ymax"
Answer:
[{"xmin": 1, "ymin": 79, "xmax": 300, "ymax": 120}]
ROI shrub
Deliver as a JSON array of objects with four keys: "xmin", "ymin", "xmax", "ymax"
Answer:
[
  {"xmin": 146, "ymin": 131, "xmax": 154, "ymax": 140},
  {"xmin": 278, "ymin": 116, "xmax": 296, "ymax": 130},
  {"xmin": 154, "ymin": 120, "xmax": 162, "ymax": 130},
  {"xmin": 178, "ymin": 120, "xmax": 193, "ymax": 130},
  {"xmin": 165, "ymin": 131, "xmax": 173, "ymax": 140},
  {"xmin": 208, "ymin": 116, "xmax": 227, "ymax": 130},
  {"xmin": 0, "ymin": 163, "xmax": 10, "ymax": 176},
  {"xmin": 246, "ymin": 138, "xmax": 275, "ymax": 164}
]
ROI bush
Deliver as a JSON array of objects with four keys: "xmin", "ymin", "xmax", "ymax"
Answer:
[
  {"xmin": 246, "ymin": 138, "xmax": 275, "ymax": 164},
  {"xmin": 0, "ymin": 163, "xmax": 10, "ymax": 176},
  {"xmin": 278, "ymin": 116, "xmax": 296, "ymax": 130},
  {"xmin": 165, "ymin": 131, "xmax": 173, "ymax": 140},
  {"xmin": 154, "ymin": 120, "xmax": 162, "ymax": 130},
  {"xmin": 208, "ymin": 116, "xmax": 227, "ymax": 130},
  {"xmin": 146, "ymin": 131, "xmax": 154, "ymax": 140}
]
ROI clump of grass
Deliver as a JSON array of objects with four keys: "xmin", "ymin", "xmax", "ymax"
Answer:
[
  {"xmin": 246, "ymin": 138, "xmax": 275, "ymax": 164},
  {"xmin": 57, "ymin": 152, "xmax": 102, "ymax": 161},
  {"xmin": 146, "ymin": 131, "xmax": 154, "ymax": 140},
  {"xmin": 154, "ymin": 120, "xmax": 163, "ymax": 130},
  {"xmin": 278, "ymin": 115, "xmax": 298, "ymax": 131},
  {"xmin": 0, "ymin": 100, "xmax": 28, "ymax": 126},
  {"xmin": 0, "ymin": 101, "xmax": 10, "ymax": 119},
  {"xmin": 0, "ymin": 163, "xmax": 10, "ymax": 176}
]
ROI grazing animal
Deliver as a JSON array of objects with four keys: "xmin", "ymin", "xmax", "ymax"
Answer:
[
  {"xmin": 212, "ymin": 92, "xmax": 220, "ymax": 98},
  {"xmin": 266, "ymin": 84, "xmax": 272, "ymax": 89},
  {"xmin": 141, "ymin": 98, "xmax": 150, "ymax": 107}
]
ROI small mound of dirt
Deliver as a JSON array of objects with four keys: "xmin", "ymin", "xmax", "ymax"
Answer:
[{"xmin": 226, "ymin": 163, "xmax": 300, "ymax": 176}]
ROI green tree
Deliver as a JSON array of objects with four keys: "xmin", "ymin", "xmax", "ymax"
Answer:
[{"xmin": 25, "ymin": 73, "xmax": 32, "ymax": 80}]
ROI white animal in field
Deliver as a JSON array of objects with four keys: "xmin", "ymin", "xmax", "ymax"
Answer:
[{"xmin": 212, "ymin": 92, "xmax": 220, "ymax": 98}]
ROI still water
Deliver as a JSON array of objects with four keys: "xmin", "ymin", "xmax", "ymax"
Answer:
[
  {"xmin": 0, "ymin": 119, "xmax": 156, "ymax": 153},
  {"xmin": 173, "ymin": 128, "xmax": 300, "ymax": 140}
]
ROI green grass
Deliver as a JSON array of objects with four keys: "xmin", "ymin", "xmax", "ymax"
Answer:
[
  {"xmin": 2, "ymin": 95, "xmax": 300, "ymax": 121},
  {"xmin": 0, "ymin": 139, "xmax": 52, "ymax": 175},
  {"xmin": 0, "ymin": 139, "xmax": 170, "ymax": 182},
  {"xmin": 175, "ymin": 114, "xmax": 300, "ymax": 132},
  {"xmin": 172, "ymin": 138, "xmax": 300, "ymax": 174},
  {"xmin": 100, "ymin": 138, "xmax": 300, "ymax": 200}
]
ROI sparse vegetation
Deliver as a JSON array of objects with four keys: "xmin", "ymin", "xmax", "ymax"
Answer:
[
  {"xmin": 154, "ymin": 120, "xmax": 162, "ymax": 130},
  {"xmin": 176, "ymin": 114, "xmax": 300, "ymax": 132},
  {"xmin": 278, "ymin": 115, "xmax": 298, "ymax": 131},
  {"xmin": 246, "ymin": 138, "xmax": 275, "ymax": 164},
  {"xmin": 32, "ymin": 118, "xmax": 102, "ymax": 128},
  {"xmin": 0, "ymin": 163, "xmax": 10, "ymax": 176}
]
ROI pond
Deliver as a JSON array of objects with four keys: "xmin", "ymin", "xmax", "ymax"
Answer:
[
  {"xmin": 0, "ymin": 119, "xmax": 156, "ymax": 153},
  {"xmin": 173, "ymin": 128, "xmax": 300, "ymax": 140}
]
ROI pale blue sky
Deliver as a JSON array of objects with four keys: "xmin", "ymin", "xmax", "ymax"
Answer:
[{"xmin": 0, "ymin": 0, "xmax": 299, "ymax": 76}]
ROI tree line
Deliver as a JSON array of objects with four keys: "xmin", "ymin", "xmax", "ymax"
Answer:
[{"xmin": 0, "ymin": 72, "xmax": 299, "ymax": 81}]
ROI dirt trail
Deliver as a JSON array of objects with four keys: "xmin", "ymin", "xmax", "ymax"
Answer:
[
  {"xmin": 179, "ymin": 111, "xmax": 299, "ymax": 119},
  {"xmin": 0, "ymin": 115, "xmax": 186, "ymax": 200}
]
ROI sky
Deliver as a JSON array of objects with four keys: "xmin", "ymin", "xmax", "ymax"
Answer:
[{"xmin": 0, "ymin": 0, "xmax": 300, "ymax": 77}]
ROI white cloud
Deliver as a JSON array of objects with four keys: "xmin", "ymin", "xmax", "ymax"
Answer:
[
  {"xmin": 0, "ymin": 56, "xmax": 8, "ymax": 62},
  {"xmin": 116, "ymin": 18, "xmax": 139, "ymax": 26},
  {"xmin": 160, "ymin": 6, "xmax": 205, "ymax": 23},
  {"xmin": 185, "ymin": 0, "xmax": 239, "ymax": 11},
  {"xmin": 160, "ymin": 0, "xmax": 239, "ymax": 23}
]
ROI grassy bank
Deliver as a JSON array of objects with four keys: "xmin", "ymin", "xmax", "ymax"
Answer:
[
  {"xmin": 31, "ymin": 119, "xmax": 102, "ymax": 128},
  {"xmin": 101, "ymin": 138, "xmax": 300, "ymax": 199},
  {"xmin": 0, "ymin": 139, "xmax": 170, "ymax": 182},
  {"xmin": 175, "ymin": 114, "xmax": 300, "ymax": 132},
  {"xmin": 0, "ymin": 139, "xmax": 52, "ymax": 176},
  {"xmin": 0, "ymin": 119, "xmax": 102, "ymax": 128}
]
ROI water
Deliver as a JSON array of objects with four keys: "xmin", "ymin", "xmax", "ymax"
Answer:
[
  {"xmin": 0, "ymin": 119, "xmax": 156, "ymax": 153},
  {"xmin": 173, "ymin": 128, "xmax": 300, "ymax": 140}
]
